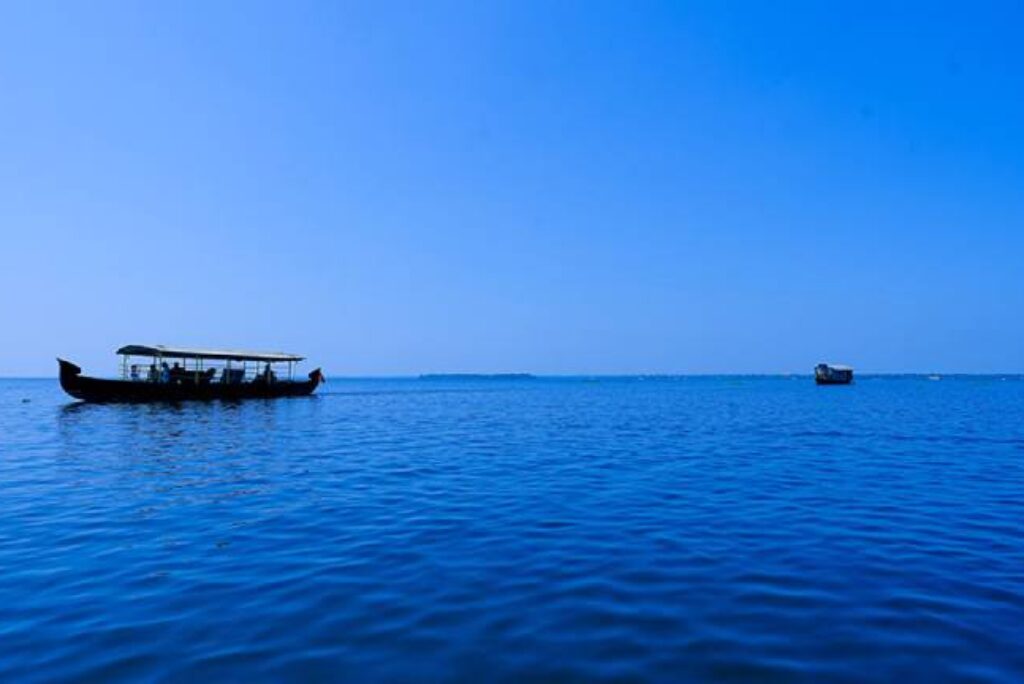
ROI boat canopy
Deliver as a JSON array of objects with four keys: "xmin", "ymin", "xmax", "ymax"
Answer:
[{"xmin": 116, "ymin": 344, "xmax": 304, "ymax": 363}]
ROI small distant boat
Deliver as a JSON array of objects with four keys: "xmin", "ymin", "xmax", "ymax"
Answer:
[
  {"xmin": 58, "ymin": 344, "xmax": 324, "ymax": 403},
  {"xmin": 815, "ymin": 363, "xmax": 853, "ymax": 385}
]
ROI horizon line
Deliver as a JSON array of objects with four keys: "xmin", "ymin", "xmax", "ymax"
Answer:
[{"xmin": 3, "ymin": 372, "xmax": 1023, "ymax": 380}]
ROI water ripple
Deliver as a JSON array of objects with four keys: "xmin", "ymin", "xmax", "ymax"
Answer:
[{"xmin": 1, "ymin": 377, "xmax": 1023, "ymax": 681}]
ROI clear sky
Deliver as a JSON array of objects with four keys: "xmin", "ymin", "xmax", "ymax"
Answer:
[{"xmin": 2, "ymin": 1, "xmax": 1022, "ymax": 376}]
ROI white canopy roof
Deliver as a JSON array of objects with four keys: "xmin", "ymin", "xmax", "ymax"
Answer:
[{"xmin": 116, "ymin": 344, "xmax": 303, "ymax": 363}]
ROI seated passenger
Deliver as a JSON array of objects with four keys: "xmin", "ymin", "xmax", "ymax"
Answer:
[
  {"xmin": 256, "ymin": 363, "xmax": 277, "ymax": 383},
  {"xmin": 130, "ymin": 365, "xmax": 140, "ymax": 381},
  {"xmin": 160, "ymin": 362, "xmax": 170, "ymax": 383}
]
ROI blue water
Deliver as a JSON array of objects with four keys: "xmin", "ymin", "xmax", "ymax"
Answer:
[{"xmin": 2, "ymin": 376, "xmax": 1023, "ymax": 682}]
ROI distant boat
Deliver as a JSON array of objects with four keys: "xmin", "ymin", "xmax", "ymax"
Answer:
[
  {"xmin": 815, "ymin": 363, "xmax": 853, "ymax": 385},
  {"xmin": 58, "ymin": 344, "xmax": 324, "ymax": 403}
]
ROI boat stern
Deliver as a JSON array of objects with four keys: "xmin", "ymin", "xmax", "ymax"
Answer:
[{"xmin": 57, "ymin": 358, "xmax": 87, "ymax": 399}]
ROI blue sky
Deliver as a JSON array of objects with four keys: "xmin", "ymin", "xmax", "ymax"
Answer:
[{"xmin": 2, "ymin": 1, "xmax": 1022, "ymax": 375}]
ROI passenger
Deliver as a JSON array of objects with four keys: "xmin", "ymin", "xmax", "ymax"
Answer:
[
  {"xmin": 160, "ymin": 362, "xmax": 170, "ymax": 384},
  {"xmin": 130, "ymin": 364, "xmax": 140, "ymax": 381},
  {"xmin": 171, "ymin": 362, "xmax": 188, "ymax": 384},
  {"xmin": 264, "ymin": 363, "xmax": 276, "ymax": 383},
  {"xmin": 148, "ymin": 364, "xmax": 158, "ymax": 382}
]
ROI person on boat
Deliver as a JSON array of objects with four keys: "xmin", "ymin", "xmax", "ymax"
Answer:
[
  {"xmin": 257, "ymin": 363, "xmax": 276, "ymax": 383},
  {"xmin": 147, "ymin": 364, "xmax": 158, "ymax": 382},
  {"xmin": 130, "ymin": 365, "xmax": 140, "ymax": 381},
  {"xmin": 160, "ymin": 362, "xmax": 170, "ymax": 383}
]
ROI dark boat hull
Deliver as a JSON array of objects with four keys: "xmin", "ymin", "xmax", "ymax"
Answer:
[
  {"xmin": 58, "ymin": 359, "xmax": 323, "ymax": 403},
  {"xmin": 815, "ymin": 377, "xmax": 853, "ymax": 385}
]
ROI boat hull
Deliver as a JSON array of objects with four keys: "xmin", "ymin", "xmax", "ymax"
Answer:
[
  {"xmin": 815, "ymin": 377, "xmax": 853, "ymax": 385},
  {"xmin": 58, "ymin": 359, "xmax": 323, "ymax": 403}
]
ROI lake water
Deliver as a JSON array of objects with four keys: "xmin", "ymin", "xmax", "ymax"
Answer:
[{"xmin": 2, "ymin": 376, "xmax": 1023, "ymax": 682}]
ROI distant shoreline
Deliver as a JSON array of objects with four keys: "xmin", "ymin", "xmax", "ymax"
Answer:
[{"xmin": 418, "ymin": 373, "xmax": 536, "ymax": 380}]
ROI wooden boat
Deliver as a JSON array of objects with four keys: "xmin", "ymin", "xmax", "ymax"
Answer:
[
  {"xmin": 58, "ymin": 344, "xmax": 324, "ymax": 403},
  {"xmin": 814, "ymin": 363, "xmax": 853, "ymax": 385}
]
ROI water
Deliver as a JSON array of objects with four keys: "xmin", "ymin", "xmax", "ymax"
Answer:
[{"xmin": 2, "ymin": 376, "xmax": 1023, "ymax": 682}]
